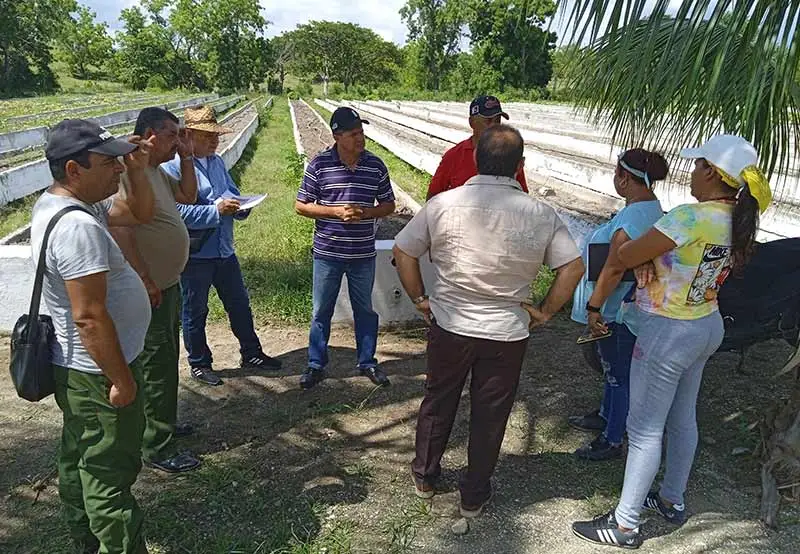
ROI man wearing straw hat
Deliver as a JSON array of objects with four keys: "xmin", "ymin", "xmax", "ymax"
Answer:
[
  {"xmin": 163, "ymin": 105, "xmax": 283, "ymax": 388},
  {"xmin": 110, "ymin": 106, "xmax": 202, "ymax": 474}
]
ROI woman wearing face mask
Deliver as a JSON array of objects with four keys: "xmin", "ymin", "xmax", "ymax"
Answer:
[
  {"xmin": 572, "ymin": 135, "xmax": 772, "ymax": 549},
  {"xmin": 568, "ymin": 149, "xmax": 667, "ymax": 461}
]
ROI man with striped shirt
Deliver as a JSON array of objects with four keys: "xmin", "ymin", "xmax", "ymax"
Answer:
[{"xmin": 295, "ymin": 107, "xmax": 396, "ymax": 390}]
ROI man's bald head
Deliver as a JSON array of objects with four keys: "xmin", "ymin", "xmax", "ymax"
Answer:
[{"xmin": 475, "ymin": 125, "xmax": 524, "ymax": 179}]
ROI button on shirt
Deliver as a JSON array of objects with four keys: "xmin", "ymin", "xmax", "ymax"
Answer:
[
  {"xmin": 163, "ymin": 154, "xmax": 248, "ymax": 260},
  {"xmin": 297, "ymin": 146, "xmax": 395, "ymax": 261},
  {"xmin": 395, "ymin": 175, "xmax": 580, "ymax": 342},
  {"xmin": 427, "ymin": 138, "xmax": 528, "ymax": 199}
]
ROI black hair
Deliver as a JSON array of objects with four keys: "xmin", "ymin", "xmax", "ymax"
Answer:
[
  {"xmin": 730, "ymin": 185, "xmax": 759, "ymax": 275},
  {"xmin": 475, "ymin": 125, "xmax": 524, "ymax": 178},
  {"xmin": 618, "ymin": 148, "xmax": 669, "ymax": 186},
  {"xmin": 49, "ymin": 149, "xmax": 92, "ymax": 181},
  {"xmin": 133, "ymin": 107, "xmax": 178, "ymax": 136}
]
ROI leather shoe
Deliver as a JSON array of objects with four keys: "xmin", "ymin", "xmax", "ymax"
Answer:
[
  {"xmin": 360, "ymin": 366, "xmax": 390, "ymax": 387},
  {"xmin": 300, "ymin": 368, "xmax": 327, "ymax": 390}
]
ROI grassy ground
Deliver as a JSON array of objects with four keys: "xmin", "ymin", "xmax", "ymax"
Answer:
[
  {"xmin": 214, "ymin": 96, "xmax": 315, "ymax": 326},
  {"xmin": 0, "ymin": 195, "xmax": 36, "ymax": 238},
  {"xmin": 2, "ymin": 321, "xmax": 799, "ymax": 554}
]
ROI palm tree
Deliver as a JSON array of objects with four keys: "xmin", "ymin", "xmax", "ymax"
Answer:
[{"xmin": 553, "ymin": 0, "xmax": 800, "ymax": 527}]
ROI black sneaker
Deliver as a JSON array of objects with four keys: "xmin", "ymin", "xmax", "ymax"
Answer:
[
  {"xmin": 300, "ymin": 368, "xmax": 327, "ymax": 390},
  {"xmin": 145, "ymin": 452, "xmax": 201, "ymax": 474},
  {"xmin": 359, "ymin": 366, "xmax": 390, "ymax": 387},
  {"xmin": 575, "ymin": 433, "xmax": 623, "ymax": 461},
  {"xmin": 643, "ymin": 491, "xmax": 687, "ymax": 525},
  {"xmin": 190, "ymin": 366, "xmax": 223, "ymax": 386},
  {"xmin": 572, "ymin": 511, "xmax": 642, "ymax": 549},
  {"xmin": 569, "ymin": 409, "xmax": 607, "ymax": 432},
  {"xmin": 241, "ymin": 352, "xmax": 282, "ymax": 370}
]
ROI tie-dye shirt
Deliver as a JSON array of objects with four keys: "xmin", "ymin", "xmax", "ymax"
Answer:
[{"xmin": 634, "ymin": 201, "xmax": 734, "ymax": 321}]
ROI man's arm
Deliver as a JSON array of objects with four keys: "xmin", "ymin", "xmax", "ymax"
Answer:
[
  {"xmin": 173, "ymin": 157, "xmax": 198, "ymax": 204},
  {"xmin": 108, "ymin": 226, "xmax": 161, "ymax": 308},
  {"xmin": 393, "ymin": 244, "xmax": 431, "ymax": 323},
  {"xmin": 64, "ymin": 272, "xmax": 137, "ymax": 407},
  {"xmin": 295, "ymin": 200, "xmax": 352, "ymax": 221},
  {"xmin": 173, "ymin": 130, "xmax": 198, "ymax": 204},
  {"xmin": 363, "ymin": 201, "xmax": 396, "ymax": 219},
  {"xmin": 532, "ymin": 257, "xmax": 585, "ymax": 325}
]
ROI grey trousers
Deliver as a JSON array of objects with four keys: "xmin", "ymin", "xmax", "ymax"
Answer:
[{"xmin": 615, "ymin": 309, "xmax": 724, "ymax": 529}]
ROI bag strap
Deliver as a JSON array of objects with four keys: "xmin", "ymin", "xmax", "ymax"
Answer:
[{"xmin": 28, "ymin": 205, "xmax": 93, "ymax": 319}]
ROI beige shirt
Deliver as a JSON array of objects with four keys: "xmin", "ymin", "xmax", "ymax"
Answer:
[
  {"xmin": 395, "ymin": 175, "xmax": 580, "ymax": 341},
  {"xmin": 120, "ymin": 166, "xmax": 190, "ymax": 290}
]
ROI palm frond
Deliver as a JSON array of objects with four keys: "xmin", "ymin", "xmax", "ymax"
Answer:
[{"xmin": 555, "ymin": 1, "xmax": 800, "ymax": 190}]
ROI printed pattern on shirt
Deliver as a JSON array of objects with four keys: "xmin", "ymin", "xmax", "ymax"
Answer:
[{"xmin": 297, "ymin": 148, "xmax": 394, "ymax": 260}]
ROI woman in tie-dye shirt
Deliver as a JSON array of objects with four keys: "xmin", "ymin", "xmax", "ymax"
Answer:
[{"xmin": 572, "ymin": 135, "xmax": 772, "ymax": 549}]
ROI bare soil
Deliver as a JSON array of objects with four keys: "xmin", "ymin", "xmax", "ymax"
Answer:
[
  {"xmin": 292, "ymin": 100, "xmax": 333, "ymax": 159},
  {"xmin": 2, "ymin": 317, "xmax": 800, "ymax": 553}
]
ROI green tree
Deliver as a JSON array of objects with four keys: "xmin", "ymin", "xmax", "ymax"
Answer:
[
  {"xmin": 466, "ymin": 0, "xmax": 556, "ymax": 91},
  {"xmin": 55, "ymin": 5, "xmax": 113, "ymax": 79},
  {"xmin": 112, "ymin": 6, "xmax": 175, "ymax": 90},
  {"xmin": 400, "ymin": 0, "xmax": 466, "ymax": 90},
  {"xmin": 0, "ymin": 0, "xmax": 76, "ymax": 95},
  {"xmin": 283, "ymin": 21, "xmax": 401, "ymax": 95}
]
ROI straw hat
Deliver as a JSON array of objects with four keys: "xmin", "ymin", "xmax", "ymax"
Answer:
[{"xmin": 184, "ymin": 105, "xmax": 233, "ymax": 134}]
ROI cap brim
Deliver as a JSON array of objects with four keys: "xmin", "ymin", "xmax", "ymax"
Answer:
[
  {"xmin": 88, "ymin": 139, "xmax": 137, "ymax": 158},
  {"xmin": 679, "ymin": 146, "xmax": 705, "ymax": 159},
  {"xmin": 332, "ymin": 119, "xmax": 369, "ymax": 133},
  {"xmin": 474, "ymin": 111, "xmax": 509, "ymax": 120}
]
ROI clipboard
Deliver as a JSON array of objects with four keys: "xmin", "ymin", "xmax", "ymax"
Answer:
[{"xmin": 588, "ymin": 243, "xmax": 636, "ymax": 282}]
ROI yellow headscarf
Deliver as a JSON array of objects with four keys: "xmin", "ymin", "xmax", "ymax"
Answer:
[{"xmin": 709, "ymin": 162, "xmax": 772, "ymax": 214}]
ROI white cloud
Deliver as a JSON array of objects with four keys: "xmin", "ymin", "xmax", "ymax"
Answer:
[{"xmin": 83, "ymin": 0, "xmax": 409, "ymax": 44}]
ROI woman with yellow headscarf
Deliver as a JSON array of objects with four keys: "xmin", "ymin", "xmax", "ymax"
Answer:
[{"xmin": 572, "ymin": 135, "xmax": 771, "ymax": 549}]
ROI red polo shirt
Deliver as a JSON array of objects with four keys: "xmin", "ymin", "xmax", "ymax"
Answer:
[{"xmin": 427, "ymin": 137, "xmax": 528, "ymax": 200}]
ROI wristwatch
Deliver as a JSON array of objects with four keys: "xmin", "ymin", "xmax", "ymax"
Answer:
[
  {"xmin": 181, "ymin": 155, "xmax": 194, "ymax": 162},
  {"xmin": 586, "ymin": 302, "xmax": 602, "ymax": 313},
  {"xmin": 412, "ymin": 294, "xmax": 429, "ymax": 305}
]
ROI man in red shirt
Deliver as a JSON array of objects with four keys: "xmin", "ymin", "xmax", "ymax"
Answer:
[{"xmin": 427, "ymin": 95, "xmax": 528, "ymax": 200}]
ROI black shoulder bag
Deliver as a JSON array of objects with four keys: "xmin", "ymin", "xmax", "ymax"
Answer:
[{"xmin": 9, "ymin": 205, "xmax": 91, "ymax": 402}]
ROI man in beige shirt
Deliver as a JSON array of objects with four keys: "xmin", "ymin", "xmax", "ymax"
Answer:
[
  {"xmin": 111, "ymin": 107, "xmax": 201, "ymax": 474},
  {"xmin": 393, "ymin": 125, "xmax": 585, "ymax": 523}
]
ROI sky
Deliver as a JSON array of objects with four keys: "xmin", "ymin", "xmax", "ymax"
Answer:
[
  {"xmin": 83, "ymin": 0, "xmax": 688, "ymax": 46},
  {"xmin": 84, "ymin": 0, "xmax": 410, "ymax": 44}
]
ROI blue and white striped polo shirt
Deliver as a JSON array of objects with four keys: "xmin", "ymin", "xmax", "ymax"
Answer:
[{"xmin": 297, "ymin": 146, "xmax": 395, "ymax": 261}]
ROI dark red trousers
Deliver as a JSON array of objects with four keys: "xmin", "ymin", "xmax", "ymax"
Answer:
[{"xmin": 411, "ymin": 323, "xmax": 528, "ymax": 507}]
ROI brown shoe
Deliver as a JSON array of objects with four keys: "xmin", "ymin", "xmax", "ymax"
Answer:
[{"xmin": 412, "ymin": 473, "xmax": 435, "ymax": 499}]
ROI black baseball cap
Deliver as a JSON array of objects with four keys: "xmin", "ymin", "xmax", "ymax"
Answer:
[
  {"xmin": 469, "ymin": 95, "xmax": 509, "ymax": 119},
  {"xmin": 330, "ymin": 107, "xmax": 370, "ymax": 134},
  {"xmin": 45, "ymin": 119, "xmax": 137, "ymax": 161}
]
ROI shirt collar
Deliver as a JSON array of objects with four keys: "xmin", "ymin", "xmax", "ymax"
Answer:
[
  {"xmin": 464, "ymin": 174, "xmax": 523, "ymax": 191},
  {"xmin": 331, "ymin": 145, "xmax": 366, "ymax": 167}
]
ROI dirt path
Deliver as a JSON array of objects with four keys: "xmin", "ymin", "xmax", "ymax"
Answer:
[{"xmin": 2, "ymin": 317, "xmax": 799, "ymax": 553}]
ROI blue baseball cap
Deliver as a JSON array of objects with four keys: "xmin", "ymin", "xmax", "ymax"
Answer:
[{"xmin": 469, "ymin": 95, "xmax": 509, "ymax": 119}]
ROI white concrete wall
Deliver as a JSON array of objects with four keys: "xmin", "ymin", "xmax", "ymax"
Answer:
[
  {"xmin": 0, "ymin": 101, "xmax": 260, "ymax": 332},
  {"xmin": 0, "ymin": 94, "xmax": 219, "ymax": 157}
]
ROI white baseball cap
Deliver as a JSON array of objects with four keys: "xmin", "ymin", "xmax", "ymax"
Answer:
[{"xmin": 679, "ymin": 134, "xmax": 758, "ymax": 187}]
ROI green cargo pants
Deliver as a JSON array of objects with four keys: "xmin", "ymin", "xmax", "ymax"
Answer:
[
  {"xmin": 136, "ymin": 284, "xmax": 181, "ymax": 463},
  {"xmin": 54, "ymin": 364, "xmax": 147, "ymax": 554}
]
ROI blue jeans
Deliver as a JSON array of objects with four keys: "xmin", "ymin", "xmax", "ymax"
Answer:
[
  {"xmin": 615, "ymin": 311, "xmax": 724, "ymax": 529},
  {"xmin": 597, "ymin": 322, "xmax": 636, "ymax": 445},
  {"xmin": 309, "ymin": 256, "xmax": 378, "ymax": 370},
  {"xmin": 180, "ymin": 254, "xmax": 262, "ymax": 367}
]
